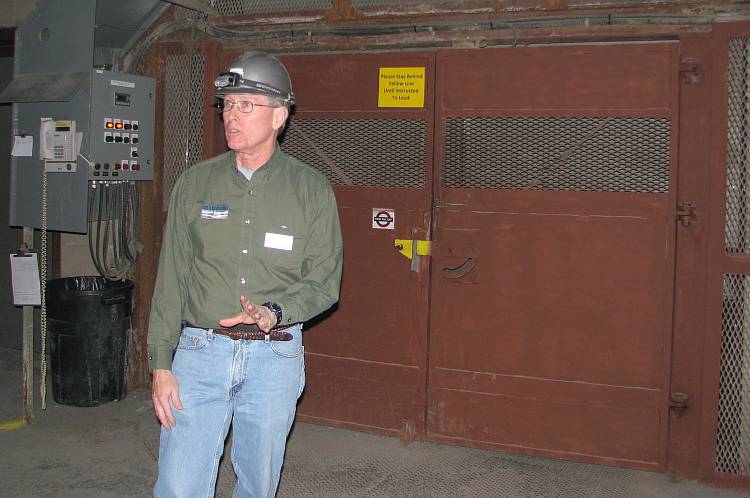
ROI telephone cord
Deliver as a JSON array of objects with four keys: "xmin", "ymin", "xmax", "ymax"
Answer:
[{"xmin": 40, "ymin": 168, "xmax": 48, "ymax": 410}]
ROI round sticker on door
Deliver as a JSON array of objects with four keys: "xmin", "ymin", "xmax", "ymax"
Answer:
[{"xmin": 372, "ymin": 208, "xmax": 395, "ymax": 230}]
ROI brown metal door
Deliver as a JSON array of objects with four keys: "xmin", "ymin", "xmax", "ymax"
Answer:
[
  {"xmin": 278, "ymin": 52, "xmax": 435, "ymax": 439},
  {"xmin": 428, "ymin": 43, "xmax": 680, "ymax": 470}
]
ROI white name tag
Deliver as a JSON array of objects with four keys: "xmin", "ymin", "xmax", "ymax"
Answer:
[{"xmin": 264, "ymin": 232, "xmax": 293, "ymax": 251}]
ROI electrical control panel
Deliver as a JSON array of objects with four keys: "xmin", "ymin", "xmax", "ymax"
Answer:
[
  {"xmin": 88, "ymin": 70, "xmax": 154, "ymax": 181},
  {"xmin": 4, "ymin": 68, "xmax": 156, "ymax": 232}
]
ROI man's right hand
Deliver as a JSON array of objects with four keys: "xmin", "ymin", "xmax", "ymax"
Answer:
[{"xmin": 152, "ymin": 369, "xmax": 183, "ymax": 430}]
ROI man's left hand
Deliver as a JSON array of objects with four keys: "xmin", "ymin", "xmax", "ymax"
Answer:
[{"xmin": 218, "ymin": 295, "xmax": 277, "ymax": 332}]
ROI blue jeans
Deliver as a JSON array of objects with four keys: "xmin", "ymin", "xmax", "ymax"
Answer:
[{"xmin": 154, "ymin": 325, "xmax": 305, "ymax": 498}]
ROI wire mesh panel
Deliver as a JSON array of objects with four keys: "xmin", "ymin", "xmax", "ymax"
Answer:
[
  {"xmin": 442, "ymin": 117, "xmax": 670, "ymax": 192},
  {"xmin": 726, "ymin": 37, "xmax": 750, "ymax": 254},
  {"xmin": 717, "ymin": 274, "xmax": 750, "ymax": 475},
  {"xmin": 210, "ymin": 0, "xmax": 331, "ymax": 15},
  {"xmin": 280, "ymin": 118, "xmax": 426, "ymax": 188},
  {"xmin": 173, "ymin": 6, "xmax": 208, "ymax": 20},
  {"xmin": 163, "ymin": 53, "xmax": 205, "ymax": 209}
]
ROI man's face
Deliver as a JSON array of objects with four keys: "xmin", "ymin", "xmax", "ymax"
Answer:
[{"xmin": 222, "ymin": 93, "xmax": 288, "ymax": 156}]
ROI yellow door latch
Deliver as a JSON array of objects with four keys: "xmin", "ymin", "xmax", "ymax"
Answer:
[{"xmin": 394, "ymin": 239, "xmax": 432, "ymax": 260}]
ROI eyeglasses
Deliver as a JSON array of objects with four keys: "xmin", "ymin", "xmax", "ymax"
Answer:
[{"xmin": 216, "ymin": 99, "xmax": 277, "ymax": 114}]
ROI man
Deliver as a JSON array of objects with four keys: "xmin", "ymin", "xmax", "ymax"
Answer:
[{"xmin": 147, "ymin": 50, "xmax": 343, "ymax": 497}]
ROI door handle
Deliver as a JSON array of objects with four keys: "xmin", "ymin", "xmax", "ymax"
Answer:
[{"xmin": 442, "ymin": 258, "xmax": 476, "ymax": 279}]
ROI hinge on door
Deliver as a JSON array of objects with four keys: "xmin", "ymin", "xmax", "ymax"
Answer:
[
  {"xmin": 676, "ymin": 202, "xmax": 697, "ymax": 227},
  {"xmin": 669, "ymin": 392, "xmax": 689, "ymax": 417},
  {"xmin": 679, "ymin": 58, "xmax": 702, "ymax": 84}
]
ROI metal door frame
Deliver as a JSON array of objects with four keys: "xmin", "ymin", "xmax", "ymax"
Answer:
[{"xmin": 133, "ymin": 20, "xmax": 750, "ymax": 487}]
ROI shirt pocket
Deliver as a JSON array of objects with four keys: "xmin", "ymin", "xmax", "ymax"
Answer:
[
  {"xmin": 256, "ymin": 220, "xmax": 307, "ymax": 273},
  {"xmin": 189, "ymin": 202, "xmax": 234, "ymax": 260}
]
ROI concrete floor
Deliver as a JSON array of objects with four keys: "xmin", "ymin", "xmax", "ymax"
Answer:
[{"xmin": 2, "ymin": 347, "xmax": 750, "ymax": 498}]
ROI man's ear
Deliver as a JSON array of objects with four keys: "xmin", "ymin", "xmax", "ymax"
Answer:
[{"xmin": 272, "ymin": 106, "xmax": 289, "ymax": 130}]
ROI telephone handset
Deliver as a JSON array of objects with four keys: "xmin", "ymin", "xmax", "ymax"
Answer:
[{"xmin": 40, "ymin": 119, "xmax": 77, "ymax": 162}]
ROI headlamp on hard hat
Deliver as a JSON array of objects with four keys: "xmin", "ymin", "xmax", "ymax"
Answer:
[
  {"xmin": 213, "ymin": 71, "xmax": 295, "ymax": 105},
  {"xmin": 214, "ymin": 72, "xmax": 240, "ymax": 90}
]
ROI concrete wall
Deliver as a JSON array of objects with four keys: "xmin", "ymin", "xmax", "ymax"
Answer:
[{"xmin": 0, "ymin": 56, "xmax": 23, "ymax": 350}]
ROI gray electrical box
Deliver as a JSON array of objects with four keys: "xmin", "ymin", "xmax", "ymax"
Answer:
[
  {"xmin": 89, "ymin": 70, "xmax": 155, "ymax": 181},
  {"xmin": 1, "ymin": 68, "xmax": 155, "ymax": 232},
  {"xmin": 0, "ymin": 0, "xmax": 160, "ymax": 235}
]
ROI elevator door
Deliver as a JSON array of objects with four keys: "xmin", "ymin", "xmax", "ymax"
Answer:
[
  {"xmin": 279, "ymin": 52, "xmax": 435, "ymax": 440},
  {"xmin": 427, "ymin": 43, "xmax": 679, "ymax": 470}
]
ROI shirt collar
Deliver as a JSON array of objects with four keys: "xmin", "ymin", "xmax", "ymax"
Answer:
[{"xmin": 229, "ymin": 145, "xmax": 283, "ymax": 185}]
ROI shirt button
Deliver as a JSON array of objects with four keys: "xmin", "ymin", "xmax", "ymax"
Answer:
[
  {"xmin": 240, "ymin": 278, "xmax": 246, "ymax": 284},
  {"xmin": 245, "ymin": 219, "xmax": 250, "ymax": 224},
  {"xmin": 242, "ymin": 249, "xmax": 248, "ymax": 254},
  {"xmin": 249, "ymin": 190, "xmax": 254, "ymax": 196}
]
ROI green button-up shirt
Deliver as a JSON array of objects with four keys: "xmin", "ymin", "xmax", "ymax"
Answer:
[{"xmin": 147, "ymin": 147, "xmax": 343, "ymax": 370}]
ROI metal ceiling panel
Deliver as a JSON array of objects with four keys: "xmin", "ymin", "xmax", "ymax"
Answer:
[{"xmin": 94, "ymin": 0, "xmax": 162, "ymax": 48}]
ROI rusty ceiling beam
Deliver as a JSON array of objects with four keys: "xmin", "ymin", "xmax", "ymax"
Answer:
[
  {"xmin": 133, "ymin": 1, "xmax": 748, "ymax": 65},
  {"xmin": 209, "ymin": 22, "xmax": 709, "ymax": 54},
  {"xmin": 327, "ymin": 0, "xmax": 355, "ymax": 22},
  {"xmin": 205, "ymin": 0, "xmax": 750, "ymax": 29}
]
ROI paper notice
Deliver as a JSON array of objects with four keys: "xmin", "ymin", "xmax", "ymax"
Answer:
[
  {"xmin": 11, "ymin": 135, "xmax": 33, "ymax": 157},
  {"xmin": 9, "ymin": 253, "xmax": 41, "ymax": 306}
]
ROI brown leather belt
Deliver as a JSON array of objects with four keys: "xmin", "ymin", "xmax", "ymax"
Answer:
[
  {"xmin": 214, "ymin": 328, "xmax": 293, "ymax": 341},
  {"xmin": 184, "ymin": 321, "xmax": 295, "ymax": 341}
]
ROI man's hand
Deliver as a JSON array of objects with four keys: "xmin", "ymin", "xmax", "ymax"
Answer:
[
  {"xmin": 152, "ymin": 369, "xmax": 182, "ymax": 430},
  {"xmin": 218, "ymin": 295, "xmax": 277, "ymax": 332}
]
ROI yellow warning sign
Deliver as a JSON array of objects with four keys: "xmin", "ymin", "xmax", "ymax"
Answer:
[{"xmin": 378, "ymin": 67, "xmax": 425, "ymax": 108}]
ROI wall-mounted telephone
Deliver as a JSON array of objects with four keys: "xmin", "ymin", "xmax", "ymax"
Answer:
[{"xmin": 40, "ymin": 118, "xmax": 77, "ymax": 162}]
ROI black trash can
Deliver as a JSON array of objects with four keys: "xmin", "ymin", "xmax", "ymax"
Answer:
[{"xmin": 47, "ymin": 276, "xmax": 133, "ymax": 407}]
